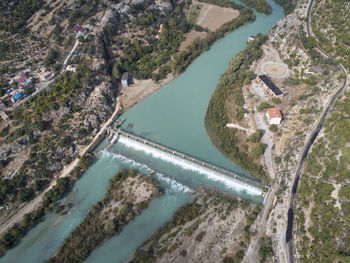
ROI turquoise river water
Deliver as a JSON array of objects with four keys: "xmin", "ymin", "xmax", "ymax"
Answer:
[{"xmin": 1, "ymin": 1, "xmax": 283, "ymax": 262}]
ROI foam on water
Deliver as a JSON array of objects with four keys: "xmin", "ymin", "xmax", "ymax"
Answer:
[
  {"xmin": 101, "ymin": 150, "xmax": 191, "ymax": 193},
  {"xmin": 155, "ymin": 173, "xmax": 191, "ymax": 193},
  {"xmin": 118, "ymin": 135, "xmax": 263, "ymax": 197},
  {"xmin": 101, "ymin": 150, "xmax": 153, "ymax": 173}
]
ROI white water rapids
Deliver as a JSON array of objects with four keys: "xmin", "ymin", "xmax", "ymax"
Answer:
[
  {"xmin": 117, "ymin": 135, "xmax": 263, "ymax": 197},
  {"xmin": 101, "ymin": 150, "xmax": 191, "ymax": 193}
]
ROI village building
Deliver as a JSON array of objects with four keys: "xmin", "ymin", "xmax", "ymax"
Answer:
[
  {"xmin": 74, "ymin": 26, "xmax": 84, "ymax": 34},
  {"xmin": 11, "ymin": 93, "xmax": 22, "ymax": 103},
  {"xmin": 248, "ymin": 35, "xmax": 259, "ymax": 42},
  {"xmin": 266, "ymin": 108, "xmax": 282, "ymax": 125},
  {"xmin": 257, "ymin": 75, "xmax": 284, "ymax": 98},
  {"xmin": 66, "ymin": 65, "xmax": 77, "ymax": 72},
  {"xmin": 11, "ymin": 72, "xmax": 32, "ymax": 88},
  {"xmin": 74, "ymin": 26, "xmax": 85, "ymax": 38},
  {"xmin": 121, "ymin": 72, "xmax": 132, "ymax": 87}
]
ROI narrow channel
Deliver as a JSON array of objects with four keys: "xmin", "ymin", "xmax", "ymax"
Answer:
[{"xmin": 0, "ymin": 1, "xmax": 283, "ymax": 262}]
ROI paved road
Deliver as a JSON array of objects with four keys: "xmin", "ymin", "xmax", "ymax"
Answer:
[{"xmin": 285, "ymin": 0, "xmax": 348, "ymax": 262}]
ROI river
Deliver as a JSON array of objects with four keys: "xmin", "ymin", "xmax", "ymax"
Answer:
[{"xmin": 0, "ymin": 1, "xmax": 283, "ymax": 262}]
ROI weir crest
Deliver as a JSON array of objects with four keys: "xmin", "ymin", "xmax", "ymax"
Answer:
[{"xmin": 107, "ymin": 126, "xmax": 268, "ymax": 198}]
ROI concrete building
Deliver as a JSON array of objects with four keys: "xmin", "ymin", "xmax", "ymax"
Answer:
[
  {"xmin": 257, "ymin": 75, "xmax": 284, "ymax": 98},
  {"xmin": 11, "ymin": 93, "xmax": 22, "ymax": 103},
  {"xmin": 121, "ymin": 72, "xmax": 132, "ymax": 87},
  {"xmin": 66, "ymin": 65, "xmax": 77, "ymax": 72},
  {"xmin": 248, "ymin": 35, "xmax": 259, "ymax": 42},
  {"xmin": 74, "ymin": 26, "xmax": 84, "ymax": 34},
  {"xmin": 266, "ymin": 108, "xmax": 282, "ymax": 125}
]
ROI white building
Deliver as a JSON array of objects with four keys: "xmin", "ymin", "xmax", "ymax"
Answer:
[
  {"xmin": 66, "ymin": 65, "xmax": 77, "ymax": 72},
  {"xmin": 121, "ymin": 72, "xmax": 132, "ymax": 87},
  {"xmin": 266, "ymin": 108, "xmax": 282, "ymax": 125}
]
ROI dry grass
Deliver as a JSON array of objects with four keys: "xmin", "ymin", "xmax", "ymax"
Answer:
[
  {"xmin": 194, "ymin": 1, "xmax": 239, "ymax": 31},
  {"xmin": 263, "ymin": 62, "xmax": 287, "ymax": 78},
  {"xmin": 179, "ymin": 30, "xmax": 207, "ymax": 51}
]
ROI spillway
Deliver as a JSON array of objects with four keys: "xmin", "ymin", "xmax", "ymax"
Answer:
[{"xmin": 116, "ymin": 133, "xmax": 265, "ymax": 198}]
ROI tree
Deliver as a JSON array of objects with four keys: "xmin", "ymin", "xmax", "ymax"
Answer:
[
  {"xmin": 112, "ymin": 63, "xmax": 122, "ymax": 79},
  {"xmin": 257, "ymin": 101, "xmax": 272, "ymax": 111},
  {"xmin": 249, "ymin": 144, "xmax": 266, "ymax": 159},
  {"xmin": 269, "ymin": 124, "xmax": 277, "ymax": 132},
  {"xmin": 44, "ymin": 49, "xmax": 58, "ymax": 67},
  {"xmin": 249, "ymin": 129, "xmax": 263, "ymax": 143},
  {"xmin": 77, "ymin": 35, "xmax": 84, "ymax": 43},
  {"xmin": 78, "ymin": 156, "xmax": 89, "ymax": 169},
  {"xmin": 17, "ymin": 188, "xmax": 34, "ymax": 202}
]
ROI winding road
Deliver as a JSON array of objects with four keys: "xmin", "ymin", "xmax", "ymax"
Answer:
[{"xmin": 285, "ymin": 0, "xmax": 348, "ymax": 262}]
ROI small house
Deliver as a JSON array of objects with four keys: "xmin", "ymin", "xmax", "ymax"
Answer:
[
  {"xmin": 257, "ymin": 75, "xmax": 284, "ymax": 98},
  {"xmin": 66, "ymin": 65, "xmax": 77, "ymax": 72},
  {"xmin": 266, "ymin": 108, "xmax": 282, "ymax": 125},
  {"xmin": 248, "ymin": 35, "xmax": 259, "ymax": 42},
  {"xmin": 74, "ymin": 26, "xmax": 84, "ymax": 34},
  {"xmin": 121, "ymin": 73, "xmax": 132, "ymax": 87},
  {"xmin": 11, "ymin": 93, "xmax": 22, "ymax": 103},
  {"xmin": 15, "ymin": 72, "xmax": 32, "ymax": 88}
]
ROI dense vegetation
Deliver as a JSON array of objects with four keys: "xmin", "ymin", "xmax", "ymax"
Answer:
[
  {"xmin": 205, "ymin": 35, "xmax": 269, "ymax": 183},
  {"xmin": 258, "ymin": 237, "xmax": 273, "ymax": 262},
  {"xmin": 273, "ymin": 0, "xmax": 296, "ymax": 15},
  {"xmin": 0, "ymin": 0, "xmax": 42, "ymax": 33},
  {"xmin": 311, "ymin": 0, "xmax": 350, "ymax": 70},
  {"xmin": 239, "ymin": 0, "xmax": 271, "ymax": 15},
  {"xmin": 294, "ymin": 91, "xmax": 350, "ymax": 262},
  {"xmin": 0, "ymin": 175, "xmax": 76, "ymax": 257},
  {"xmin": 47, "ymin": 169, "xmax": 162, "ymax": 263},
  {"xmin": 0, "ymin": 63, "xmax": 100, "ymax": 207},
  {"xmin": 111, "ymin": 1, "xmax": 191, "ymax": 80},
  {"xmin": 299, "ymin": 26, "xmax": 336, "ymax": 67},
  {"xmin": 110, "ymin": 0, "xmax": 255, "ymax": 80}
]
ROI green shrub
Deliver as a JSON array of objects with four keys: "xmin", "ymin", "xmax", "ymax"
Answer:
[
  {"xmin": 274, "ymin": 156, "xmax": 281, "ymax": 164},
  {"xmin": 257, "ymin": 102, "xmax": 272, "ymax": 111},
  {"xmin": 234, "ymin": 91, "xmax": 245, "ymax": 106},
  {"xmin": 269, "ymin": 124, "xmax": 278, "ymax": 132},
  {"xmin": 249, "ymin": 143, "xmax": 266, "ymax": 159},
  {"xmin": 271, "ymin": 98, "xmax": 281, "ymax": 104},
  {"xmin": 236, "ymin": 108, "xmax": 248, "ymax": 121},
  {"xmin": 249, "ymin": 129, "xmax": 263, "ymax": 143}
]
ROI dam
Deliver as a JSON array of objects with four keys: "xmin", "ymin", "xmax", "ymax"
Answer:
[{"xmin": 107, "ymin": 126, "xmax": 269, "ymax": 194}]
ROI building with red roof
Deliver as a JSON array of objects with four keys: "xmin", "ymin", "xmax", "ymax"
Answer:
[
  {"xmin": 266, "ymin": 108, "xmax": 282, "ymax": 125},
  {"xmin": 74, "ymin": 26, "xmax": 84, "ymax": 33}
]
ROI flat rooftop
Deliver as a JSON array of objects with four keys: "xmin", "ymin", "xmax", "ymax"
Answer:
[{"xmin": 258, "ymin": 75, "xmax": 283, "ymax": 96}]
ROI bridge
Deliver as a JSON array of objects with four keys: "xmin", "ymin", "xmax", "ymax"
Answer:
[{"xmin": 106, "ymin": 126, "xmax": 269, "ymax": 192}]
